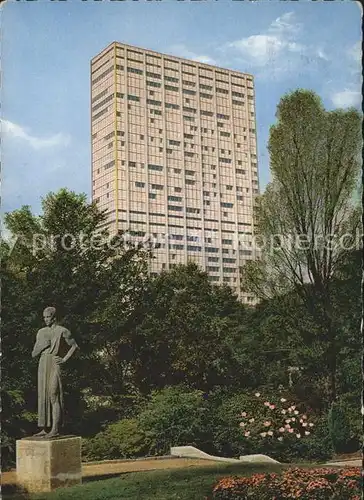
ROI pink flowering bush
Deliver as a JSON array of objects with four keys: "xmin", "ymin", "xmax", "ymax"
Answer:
[
  {"xmin": 239, "ymin": 392, "xmax": 315, "ymax": 443},
  {"xmin": 211, "ymin": 391, "xmax": 332, "ymax": 462}
]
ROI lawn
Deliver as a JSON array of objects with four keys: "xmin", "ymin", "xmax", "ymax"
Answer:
[{"xmin": 7, "ymin": 462, "xmax": 285, "ymax": 500}]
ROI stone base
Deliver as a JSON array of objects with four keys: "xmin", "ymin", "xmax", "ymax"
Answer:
[{"xmin": 16, "ymin": 435, "xmax": 82, "ymax": 493}]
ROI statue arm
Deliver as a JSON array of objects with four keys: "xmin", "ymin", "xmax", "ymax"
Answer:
[
  {"xmin": 32, "ymin": 331, "xmax": 47, "ymax": 358},
  {"xmin": 61, "ymin": 329, "xmax": 79, "ymax": 363}
]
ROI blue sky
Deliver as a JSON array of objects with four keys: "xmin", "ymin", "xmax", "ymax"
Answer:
[{"xmin": 1, "ymin": 0, "xmax": 362, "ymax": 216}]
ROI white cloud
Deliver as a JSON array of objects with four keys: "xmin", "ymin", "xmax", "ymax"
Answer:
[
  {"xmin": 224, "ymin": 12, "xmax": 331, "ymax": 78},
  {"xmin": 330, "ymin": 89, "xmax": 361, "ymax": 108},
  {"xmin": 226, "ymin": 12, "xmax": 305, "ymax": 70},
  {"xmin": 168, "ymin": 44, "xmax": 217, "ymax": 66},
  {"xmin": 1, "ymin": 119, "xmax": 70, "ymax": 150}
]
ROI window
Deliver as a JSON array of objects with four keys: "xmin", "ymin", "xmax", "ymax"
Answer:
[
  {"xmin": 147, "ymin": 99, "xmax": 162, "ymax": 106},
  {"xmin": 168, "ymin": 195, "xmax": 182, "ymax": 202},
  {"xmin": 168, "ymin": 205, "xmax": 183, "ymax": 212},
  {"xmin": 200, "ymin": 83, "xmax": 212, "ymax": 91},
  {"xmin": 149, "ymin": 193, "xmax": 157, "ymax": 199},
  {"xmin": 128, "ymin": 95, "xmax": 140, "ymax": 102},
  {"xmin": 221, "ymin": 202, "xmax": 233, "ymax": 208},
  {"xmin": 148, "ymin": 164, "xmax": 163, "ymax": 171},
  {"xmin": 146, "ymin": 71, "xmax": 161, "ymax": 79},
  {"xmin": 165, "ymin": 84, "xmax": 179, "ymax": 92},
  {"xmin": 165, "ymin": 75, "xmax": 179, "ymax": 83},
  {"xmin": 151, "ymin": 184, "xmax": 163, "ymax": 190},
  {"xmin": 127, "ymin": 67, "xmax": 143, "ymax": 75},
  {"xmin": 200, "ymin": 110, "xmax": 213, "ymax": 117},
  {"xmin": 147, "ymin": 80, "xmax": 161, "ymax": 88},
  {"xmin": 135, "ymin": 182, "xmax": 145, "ymax": 188},
  {"xmin": 104, "ymin": 160, "xmax": 115, "ymax": 170},
  {"xmin": 165, "ymin": 102, "xmax": 179, "ymax": 110},
  {"xmin": 183, "ymin": 89, "xmax": 196, "ymax": 96},
  {"xmin": 92, "ymin": 94, "xmax": 113, "ymax": 113}
]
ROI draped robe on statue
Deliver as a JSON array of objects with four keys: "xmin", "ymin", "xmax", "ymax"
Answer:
[{"xmin": 32, "ymin": 325, "xmax": 75, "ymax": 428}]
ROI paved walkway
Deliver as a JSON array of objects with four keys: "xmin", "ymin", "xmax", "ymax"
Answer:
[
  {"xmin": 1, "ymin": 458, "xmax": 218, "ymax": 486},
  {"xmin": 3, "ymin": 456, "xmax": 360, "ymax": 487}
]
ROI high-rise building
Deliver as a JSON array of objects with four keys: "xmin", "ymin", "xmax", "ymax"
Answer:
[{"xmin": 91, "ymin": 42, "xmax": 259, "ymax": 302}]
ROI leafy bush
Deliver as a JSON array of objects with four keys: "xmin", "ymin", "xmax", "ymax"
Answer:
[
  {"xmin": 212, "ymin": 467, "xmax": 361, "ymax": 499},
  {"xmin": 211, "ymin": 391, "xmax": 332, "ymax": 462},
  {"xmin": 137, "ymin": 386, "xmax": 211, "ymax": 455},
  {"xmin": 82, "ymin": 418, "xmax": 149, "ymax": 462},
  {"xmin": 328, "ymin": 399, "xmax": 359, "ymax": 453}
]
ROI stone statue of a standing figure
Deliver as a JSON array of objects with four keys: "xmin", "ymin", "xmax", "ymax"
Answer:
[{"xmin": 31, "ymin": 307, "xmax": 78, "ymax": 438}]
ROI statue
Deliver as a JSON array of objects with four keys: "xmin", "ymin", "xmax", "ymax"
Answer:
[{"xmin": 31, "ymin": 307, "xmax": 78, "ymax": 438}]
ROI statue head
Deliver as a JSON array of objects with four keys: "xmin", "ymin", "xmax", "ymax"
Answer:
[{"xmin": 43, "ymin": 307, "xmax": 56, "ymax": 326}]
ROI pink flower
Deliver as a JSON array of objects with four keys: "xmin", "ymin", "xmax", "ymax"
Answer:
[
  {"xmin": 241, "ymin": 412, "xmax": 247, "ymax": 417},
  {"xmin": 278, "ymin": 436, "xmax": 283, "ymax": 441},
  {"xmin": 269, "ymin": 404, "xmax": 276, "ymax": 409},
  {"xmin": 299, "ymin": 419, "xmax": 304, "ymax": 423},
  {"xmin": 264, "ymin": 401, "xmax": 270, "ymax": 406},
  {"xmin": 296, "ymin": 433, "xmax": 301, "ymax": 438},
  {"xmin": 279, "ymin": 427, "xmax": 285, "ymax": 432},
  {"xmin": 284, "ymin": 424, "xmax": 291, "ymax": 429},
  {"xmin": 294, "ymin": 410, "xmax": 299, "ymax": 415},
  {"xmin": 291, "ymin": 406, "xmax": 296, "ymax": 410},
  {"xmin": 302, "ymin": 415, "xmax": 307, "ymax": 419},
  {"xmin": 280, "ymin": 398, "xmax": 287, "ymax": 402},
  {"xmin": 244, "ymin": 431, "xmax": 250, "ymax": 437},
  {"xmin": 309, "ymin": 423, "xmax": 314, "ymax": 427},
  {"xmin": 267, "ymin": 431, "xmax": 273, "ymax": 436},
  {"xmin": 302, "ymin": 422, "xmax": 308, "ymax": 427},
  {"xmin": 264, "ymin": 421, "xmax": 271, "ymax": 427},
  {"xmin": 291, "ymin": 417, "xmax": 296, "ymax": 422},
  {"xmin": 249, "ymin": 418, "xmax": 255, "ymax": 423},
  {"xmin": 255, "ymin": 392, "xmax": 261, "ymax": 397},
  {"xmin": 288, "ymin": 428, "xmax": 294, "ymax": 433},
  {"xmin": 239, "ymin": 422, "xmax": 246, "ymax": 427},
  {"xmin": 281, "ymin": 409, "xmax": 286, "ymax": 414},
  {"xmin": 260, "ymin": 432, "xmax": 267, "ymax": 437},
  {"xmin": 305, "ymin": 431, "xmax": 310, "ymax": 436}
]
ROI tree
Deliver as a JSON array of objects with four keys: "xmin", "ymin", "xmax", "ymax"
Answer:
[
  {"xmin": 1, "ymin": 189, "xmax": 149, "ymax": 456},
  {"xmin": 241, "ymin": 90, "xmax": 362, "ymax": 403},
  {"xmin": 130, "ymin": 263, "xmax": 249, "ymax": 393}
]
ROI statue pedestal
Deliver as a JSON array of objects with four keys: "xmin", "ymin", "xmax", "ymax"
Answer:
[{"xmin": 16, "ymin": 435, "xmax": 82, "ymax": 493}]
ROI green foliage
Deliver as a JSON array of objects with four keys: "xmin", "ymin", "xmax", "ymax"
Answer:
[
  {"xmin": 137, "ymin": 386, "xmax": 211, "ymax": 455},
  {"xmin": 328, "ymin": 400, "xmax": 359, "ymax": 454},
  {"xmin": 132, "ymin": 264, "xmax": 248, "ymax": 393},
  {"xmin": 82, "ymin": 419, "xmax": 149, "ymax": 461},
  {"xmin": 241, "ymin": 90, "xmax": 362, "ymax": 403}
]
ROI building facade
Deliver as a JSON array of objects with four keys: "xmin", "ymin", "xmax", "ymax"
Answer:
[{"xmin": 91, "ymin": 42, "xmax": 259, "ymax": 302}]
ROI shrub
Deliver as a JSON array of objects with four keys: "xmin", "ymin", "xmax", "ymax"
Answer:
[
  {"xmin": 212, "ymin": 467, "xmax": 361, "ymax": 499},
  {"xmin": 328, "ymin": 399, "xmax": 360, "ymax": 454},
  {"xmin": 82, "ymin": 418, "xmax": 149, "ymax": 462},
  {"xmin": 137, "ymin": 386, "xmax": 211, "ymax": 456},
  {"xmin": 212, "ymin": 391, "xmax": 332, "ymax": 462}
]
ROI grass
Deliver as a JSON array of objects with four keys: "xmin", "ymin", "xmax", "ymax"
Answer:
[{"xmin": 6, "ymin": 462, "xmax": 285, "ymax": 500}]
